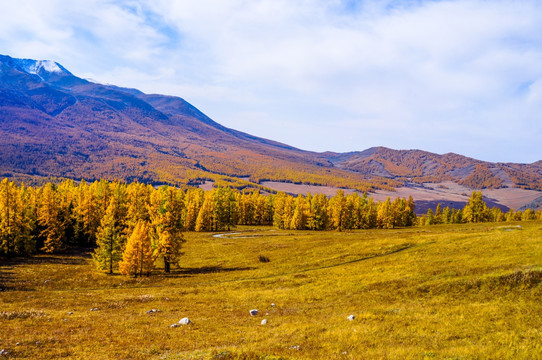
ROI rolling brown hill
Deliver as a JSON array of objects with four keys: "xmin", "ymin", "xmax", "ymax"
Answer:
[
  {"xmin": 1, "ymin": 55, "xmax": 541, "ymax": 206},
  {"xmin": 326, "ymin": 147, "xmax": 542, "ymax": 191}
]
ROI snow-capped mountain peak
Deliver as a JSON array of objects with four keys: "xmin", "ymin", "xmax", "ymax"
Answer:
[{"xmin": 0, "ymin": 55, "xmax": 72, "ymax": 78}]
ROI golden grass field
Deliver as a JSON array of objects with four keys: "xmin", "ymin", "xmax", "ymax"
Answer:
[{"xmin": 1, "ymin": 221, "xmax": 542, "ymax": 359}]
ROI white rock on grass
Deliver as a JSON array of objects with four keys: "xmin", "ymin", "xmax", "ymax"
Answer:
[
  {"xmin": 347, "ymin": 315, "xmax": 355, "ymax": 321},
  {"xmin": 261, "ymin": 319, "xmax": 268, "ymax": 325},
  {"xmin": 249, "ymin": 309, "xmax": 258, "ymax": 316},
  {"xmin": 90, "ymin": 307, "xmax": 99, "ymax": 311},
  {"xmin": 179, "ymin": 317, "xmax": 191, "ymax": 325},
  {"xmin": 170, "ymin": 323, "xmax": 180, "ymax": 328}
]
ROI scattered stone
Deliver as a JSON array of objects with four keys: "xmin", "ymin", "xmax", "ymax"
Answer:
[
  {"xmin": 15, "ymin": 343, "xmax": 19, "ymax": 346},
  {"xmin": 62, "ymin": 318, "xmax": 67, "ymax": 322},
  {"xmin": 265, "ymin": 312, "xmax": 269, "ymax": 315},
  {"xmin": 271, "ymin": 303, "xmax": 275, "ymax": 307},
  {"xmin": 0, "ymin": 349, "xmax": 7, "ymax": 356},
  {"xmin": 347, "ymin": 314, "xmax": 355, "ymax": 321},
  {"xmin": 146, "ymin": 309, "xmax": 161, "ymax": 314},
  {"xmin": 249, "ymin": 309, "xmax": 258, "ymax": 316},
  {"xmin": 179, "ymin": 317, "xmax": 191, "ymax": 325},
  {"xmin": 170, "ymin": 323, "xmax": 180, "ymax": 328},
  {"xmin": 68, "ymin": 311, "xmax": 73, "ymax": 315},
  {"xmin": 90, "ymin": 307, "xmax": 99, "ymax": 312},
  {"xmin": 261, "ymin": 319, "xmax": 268, "ymax": 325},
  {"xmin": 289, "ymin": 345, "xmax": 301, "ymax": 350},
  {"xmin": 44, "ymin": 279, "xmax": 50, "ymax": 284}
]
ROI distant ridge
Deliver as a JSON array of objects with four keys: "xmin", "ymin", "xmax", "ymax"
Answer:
[{"xmin": 328, "ymin": 147, "xmax": 542, "ymax": 191}]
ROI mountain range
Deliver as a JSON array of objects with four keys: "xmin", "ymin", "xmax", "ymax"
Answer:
[{"xmin": 1, "ymin": 54, "xmax": 541, "ymax": 211}]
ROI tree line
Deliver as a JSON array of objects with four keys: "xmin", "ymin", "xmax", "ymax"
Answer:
[
  {"xmin": 420, "ymin": 191, "xmax": 542, "ymax": 225},
  {"xmin": 1, "ymin": 179, "xmax": 541, "ymax": 274}
]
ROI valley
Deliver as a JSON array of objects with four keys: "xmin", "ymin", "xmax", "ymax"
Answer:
[{"xmin": 243, "ymin": 180, "xmax": 542, "ymax": 214}]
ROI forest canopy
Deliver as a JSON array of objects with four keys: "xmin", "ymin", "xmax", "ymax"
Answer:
[{"xmin": 1, "ymin": 178, "xmax": 540, "ymax": 263}]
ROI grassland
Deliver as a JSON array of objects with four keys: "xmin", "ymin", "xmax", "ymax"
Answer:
[{"xmin": 1, "ymin": 221, "xmax": 542, "ymax": 359}]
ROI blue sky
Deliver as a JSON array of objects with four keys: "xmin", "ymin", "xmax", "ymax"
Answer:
[{"xmin": 1, "ymin": 0, "xmax": 541, "ymax": 163}]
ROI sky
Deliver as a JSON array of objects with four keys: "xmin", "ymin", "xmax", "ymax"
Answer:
[{"xmin": 1, "ymin": 0, "xmax": 541, "ymax": 163}]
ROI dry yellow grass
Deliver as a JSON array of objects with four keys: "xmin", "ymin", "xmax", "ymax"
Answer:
[{"xmin": 1, "ymin": 221, "xmax": 542, "ymax": 359}]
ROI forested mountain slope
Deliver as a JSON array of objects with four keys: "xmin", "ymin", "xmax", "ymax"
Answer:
[
  {"xmin": 0, "ymin": 55, "xmax": 397, "ymax": 192},
  {"xmin": 1, "ymin": 55, "xmax": 541, "ymax": 194}
]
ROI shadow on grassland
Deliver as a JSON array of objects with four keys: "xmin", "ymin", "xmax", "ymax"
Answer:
[
  {"xmin": 176, "ymin": 266, "xmax": 255, "ymax": 275},
  {"xmin": 0, "ymin": 248, "xmax": 91, "ymax": 267},
  {"xmin": 0, "ymin": 248, "xmax": 92, "ymax": 291},
  {"xmin": 0, "ymin": 266, "xmax": 15, "ymax": 291}
]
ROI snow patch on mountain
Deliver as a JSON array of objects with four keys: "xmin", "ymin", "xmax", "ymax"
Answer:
[
  {"xmin": 38, "ymin": 60, "xmax": 63, "ymax": 73},
  {"xmin": 20, "ymin": 60, "xmax": 64, "ymax": 75}
]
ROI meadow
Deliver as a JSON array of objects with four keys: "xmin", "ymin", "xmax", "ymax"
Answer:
[{"xmin": 1, "ymin": 221, "xmax": 542, "ymax": 359}]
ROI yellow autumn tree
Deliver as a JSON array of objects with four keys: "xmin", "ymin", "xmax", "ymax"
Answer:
[
  {"xmin": 213, "ymin": 187, "xmax": 238, "ymax": 231},
  {"xmin": 463, "ymin": 191, "xmax": 490, "ymax": 223},
  {"xmin": 0, "ymin": 178, "xmax": 20, "ymax": 256},
  {"xmin": 125, "ymin": 182, "xmax": 151, "ymax": 233},
  {"xmin": 238, "ymin": 190, "xmax": 254, "ymax": 225},
  {"xmin": 185, "ymin": 188, "xmax": 204, "ymax": 231},
  {"xmin": 195, "ymin": 191, "xmax": 214, "ymax": 231},
  {"xmin": 329, "ymin": 190, "xmax": 347, "ymax": 231},
  {"xmin": 37, "ymin": 183, "xmax": 67, "ymax": 253},
  {"xmin": 73, "ymin": 180, "xmax": 101, "ymax": 247},
  {"xmin": 119, "ymin": 221, "xmax": 154, "ymax": 277},
  {"xmin": 150, "ymin": 186, "xmax": 185, "ymax": 272},
  {"xmin": 307, "ymin": 193, "xmax": 328, "ymax": 230},
  {"xmin": 290, "ymin": 195, "xmax": 307, "ymax": 230},
  {"xmin": 0, "ymin": 179, "xmax": 35, "ymax": 256},
  {"xmin": 272, "ymin": 192, "xmax": 287, "ymax": 229},
  {"xmin": 154, "ymin": 229, "xmax": 184, "ymax": 273},
  {"xmin": 377, "ymin": 197, "xmax": 394, "ymax": 229}
]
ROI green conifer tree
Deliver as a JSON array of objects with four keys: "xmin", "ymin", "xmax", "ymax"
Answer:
[{"xmin": 93, "ymin": 193, "xmax": 126, "ymax": 274}]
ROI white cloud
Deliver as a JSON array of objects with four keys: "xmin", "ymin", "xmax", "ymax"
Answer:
[{"xmin": 1, "ymin": 0, "xmax": 541, "ymax": 162}]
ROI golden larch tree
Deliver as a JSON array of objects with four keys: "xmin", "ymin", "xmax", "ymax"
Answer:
[
  {"xmin": 37, "ymin": 183, "xmax": 67, "ymax": 253},
  {"xmin": 119, "ymin": 221, "xmax": 154, "ymax": 277},
  {"xmin": 150, "ymin": 186, "xmax": 185, "ymax": 272}
]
